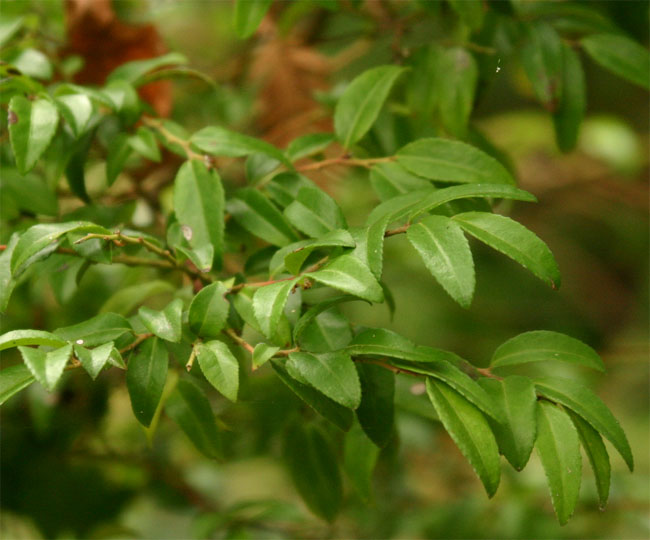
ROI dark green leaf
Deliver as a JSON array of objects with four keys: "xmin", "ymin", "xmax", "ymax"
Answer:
[
  {"xmin": 535, "ymin": 400, "xmax": 582, "ymax": 525},
  {"xmin": 100, "ymin": 280, "xmax": 175, "ymax": 316},
  {"xmin": 19, "ymin": 343, "xmax": 72, "ymax": 391},
  {"xmin": 581, "ymin": 33, "xmax": 649, "ymax": 89},
  {"xmin": 126, "ymin": 337, "xmax": 169, "ymax": 427},
  {"xmin": 438, "ymin": 47, "xmax": 478, "ymax": 137},
  {"xmin": 344, "ymin": 424, "xmax": 379, "ymax": 502},
  {"xmin": 0, "ymin": 234, "xmax": 19, "ymax": 312},
  {"xmin": 139, "ymin": 298, "xmax": 183, "ymax": 343},
  {"xmin": 0, "ymin": 329, "xmax": 67, "ymax": 351},
  {"xmin": 189, "ymin": 282, "xmax": 230, "ymax": 339},
  {"xmin": 196, "ymin": 340, "xmax": 239, "ymax": 402},
  {"xmin": 520, "ymin": 22, "xmax": 564, "ymax": 106},
  {"xmin": 293, "ymin": 296, "xmax": 361, "ymax": 342},
  {"xmin": 64, "ymin": 130, "xmax": 93, "ymax": 202},
  {"xmin": 106, "ymin": 134, "xmax": 132, "ymax": 186},
  {"xmin": 0, "ymin": 364, "xmax": 35, "ymax": 405},
  {"xmin": 253, "ymin": 280, "xmax": 296, "ymax": 339},
  {"xmin": 1, "ymin": 170, "xmax": 58, "ymax": 216},
  {"xmin": 74, "ymin": 342, "xmax": 114, "ymax": 380},
  {"xmin": 54, "ymin": 312, "xmax": 131, "ymax": 347},
  {"xmin": 356, "ymin": 363, "xmax": 395, "ymax": 447},
  {"xmin": 284, "ymin": 186, "xmax": 347, "ymax": 238},
  {"xmin": 448, "ymin": 0, "xmax": 485, "ymax": 30},
  {"xmin": 306, "ymin": 254, "xmax": 384, "ymax": 303},
  {"xmin": 233, "ymin": 0, "xmax": 272, "ymax": 38},
  {"xmin": 553, "ymin": 43, "xmax": 586, "ymax": 152}
]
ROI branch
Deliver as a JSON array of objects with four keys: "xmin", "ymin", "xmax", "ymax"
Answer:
[{"xmin": 296, "ymin": 154, "xmax": 395, "ymax": 172}]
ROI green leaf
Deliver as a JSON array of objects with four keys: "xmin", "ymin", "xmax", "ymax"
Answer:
[
  {"xmin": 344, "ymin": 424, "xmax": 380, "ymax": 502},
  {"xmin": 284, "ymin": 229, "xmax": 355, "ymax": 275},
  {"xmin": 196, "ymin": 340, "xmax": 239, "ymax": 402},
  {"xmin": 106, "ymin": 134, "xmax": 132, "ymax": 186},
  {"xmin": 438, "ymin": 47, "xmax": 478, "ymax": 137},
  {"xmin": 369, "ymin": 161, "xmax": 431, "ymax": 201},
  {"xmin": 188, "ymin": 282, "xmax": 229, "ymax": 339},
  {"xmin": 173, "ymin": 160, "xmax": 225, "ymax": 270},
  {"xmin": 0, "ymin": 16, "xmax": 23, "ymax": 48},
  {"xmin": 64, "ymin": 129, "xmax": 93, "ymax": 203},
  {"xmin": 286, "ymin": 133, "xmax": 335, "ymax": 162},
  {"xmin": 18, "ymin": 343, "xmax": 72, "ymax": 391},
  {"xmin": 553, "ymin": 43, "xmax": 586, "ymax": 152},
  {"xmin": 396, "ymin": 138, "xmax": 515, "ymax": 185},
  {"xmin": 107, "ymin": 52, "xmax": 188, "ymax": 84},
  {"xmin": 534, "ymin": 377, "xmax": 633, "ymax": 471},
  {"xmin": 535, "ymin": 400, "xmax": 582, "ymax": 525},
  {"xmin": 284, "ymin": 186, "xmax": 347, "ymax": 238},
  {"xmin": 100, "ymin": 280, "xmax": 175, "ymax": 316},
  {"xmin": 265, "ymin": 172, "xmax": 316, "ymax": 208},
  {"xmin": 0, "ymin": 364, "xmax": 35, "ymax": 405},
  {"xmin": 356, "ymin": 363, "xmax": 395, "ymax": 447},
  {"xmin": 567, "ymin": 410, "xmax": 611, "ymax": 509},
  {"xmin": 272, "ymin": 361, "xmax": 353, "ymax": 431},
  {"xmin": 346, "ymin": 327, "xmax": 432, "ymax": 363},
  {"xmin": 126, "ymin": 337, "xmax": 169, "ymax": 427},
  {"xmin": 283, "ymin": 422, "xmax": 343, "ymax": 522},
  {"xmin": 407, "ymin": 215, "xmax": 475, "ymax": 308},
  {"xmin": 253, "ymin": 280, "xmax": 296, "ymax": 340},
  {"xmin": 10, "ymin": 48, "xmax": 53, "ymax": 80},
  {"xmin": 139, "ymin": 298, "xmax": 183, "ymax": 343},
  {"xmin": 426, "ymin": 378, "xmax": 501, "ymax": 497},
  {"xmin": 233, "ymin": 0, "xmax": 271, "ymax": 38},
  {"xmin": 288, "ymin": 351, "xmax": 361, "ymax": 409},
  {"xmin": 252, "ymin": 343, "xmax": 279, "ymax": 370},
  {"xmin": 100, "ymin": 80, "xmax": 139, "ymax": 121},
  {"xmin": 581, "ymin": 33, "xmax": 649, "ymax": 89},
  {"xmin": 54, "ymin": 312, "xmax": 131, "ymax": 347},
  {"xmin": 334, "ymin": 65, "xmax": 406, "ymax": 148},
  {"xmin": 0, "ymin": 234, "xmax": 19, "ymax": 312},
  {"xmin": 74, "ymin": 342, "xmax": 114, "ymax": 380},
  {"xmin": 166, "ymin": 378, "xmax": 222, "ymax": 459},
  {"xmin": 0, "ymin": 329, "xmax": 67, "ymax": 351},
  {"xmin": 230, "ymin": 288, "xmax": 263, "ymax": 334},
  {"xmin": 2, "ymin": 170, "xmax": 58, "ymax": 216},
  {"xmin": 8, "ymin": 96, "xmax": 59, "ymax": 175},
  {"xmin": 448, "ymin": 0, "xmax": 485, "ymax": 30},
  {"xmin": 306, "ymin": 254, "xmax": 384, "ymax": 303},
  {"xmin": 408, "ymin": 183, "xmax": 537, "ymax": 221},
  {"xmin": 478, "ymin": 376, "xmax": 537, "ymax": 471},
  {"xmin": 56, "ymin": 94, "xmax": 93, "ymax": 138},
  {"xmin": 293, "ymin": 296, "xmax": 361, "ymax": 343},
  {"xmin": 191, "ymin": 126, "xmax": 290, "ymax": 166},
  {"xmin": 298, "ymin": 308, "xmax": 352, "ymax": 353},
  {"xmin": 227, "ymin": 188, "xmax": 299, "ymax": 246},
  {"xmin": 520, "ymin": 22, "xmax": 564, "ymax": 106},
  {"xmin": 10, "ymin": 221, "xmax": 109, "ymax": 275},
  {"xmin": 452, "ymin": 212, "xmax": 561, "ymax": 289},
  {"xmin": 128, "ymin": 127, "xmax": 161, "ymax": 162},
  {"xmin": 491, "ymin": 331, "xmax": 605, "ymax": 372},
  {"xmin": 350, "ymin": 214, "xmax": 389, "ymax": 280},
  {"xmin": 366, "ymin": 188, "xmax": 434, "ymax": 227}
]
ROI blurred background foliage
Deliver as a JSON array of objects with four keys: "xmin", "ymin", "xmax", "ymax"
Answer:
[{"xmin": 0, "ymin": 1, "xmax": 648, "ymax": 538}]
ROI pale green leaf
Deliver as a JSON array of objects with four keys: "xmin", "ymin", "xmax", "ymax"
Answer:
[
  {"xmin": 0, "ymin": 329, "xmax": 67, "ymax": 351},
  {"xmin": 128, "ymin": 126, "xmax": 161, "ymax": 162},
  {"xmin": 19, "ymin": 343, "xmax": 72, "ymax": 391},
  {"xmin": 0, "ymin": 364, "xmax": 35, "ymax": 405},
  {"xmin": 196, "ymin": 341, "xmax": 239, "ymax": 402},
  {"xmin": 284, "ymin": 229, "xmax": 355, "ymax": 275},
  {"xmin": 286, "ymin": 133, "xmax": 335, "ymax": 162},
  {"xmin": 188, "ymin": 282, "xmax": 229, "ymax": 339},
  {"xmin": 107, "ymin": 52, "xmax": 188, "ymax": 84},
  {"xmin": 54, "ymin": 312, "xmax": 131, "ymax": 347},
  {"xmin": 369, "ymin": 161, "xmax": 431, "ymax": 201},
  {"xmin": 253, "ymin": 280, "xmax": 296, "ymax": 339},
  {"xmin": 306, "ymin": 254, "xmax": 384, "ymax": 303},
  {"xmin": 581, "ymin": 33, "xmax": 649, "ymax": 89},
  {"xmin": 284, "ymin": 186, "xmax": 347, "ymax": 238},
  {"xmin": 74, "ymin": 342, "xmax": 114, "ymax": 380},
  {"xmin": 233, "ymin": 0, "xmax": 271, "ymax": 38},
  {"xmin": 139, "ymin": 298, "xmax": 183, "ymax": 343},
  {"xmin": 252, "ymin": 343, "xmax": 279, "ymax": 370},
  {"xmin": 56, "ymin": 94, "xmax": 93, "ymax": 138}
]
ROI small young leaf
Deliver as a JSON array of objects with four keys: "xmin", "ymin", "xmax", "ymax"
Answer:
[
  {"xmin": 356, "ymin": 363, "xmax": 395, "ymax": 447},
  {"xmin": 478, "ymin": 376, "xmax": 537, "ymax": 471},
  {"xmin": 56, "ymin": 94, "xmax": 93, "ymax": 138},
  {"xmin": 283, "ymin": 422, "xmax": 343, "ymax": 522},
  {"xmin": 166, "ymin": 378, "xmax": 222, "ymax": 459},
  {"xmin": 106, "ymin": 134, "xmax": 132, "ymax": 186},
  {"xmin": 139, "ymin": 298, "xmax": 183, "ymax": 343},
  {"xmin": 196, "ymin": 340, "xmax": 239, "ymax": 402},
  {"xmin": 0, "ymin": 329, "xmax": 67, "ymax": 351},
  {"xmin": 407, "ymin": 214, "xmax": 475, "ymax": 308},
  {"xmin": 284, "ymin": 186, "xmax": 347, "ymax": 238},
  {"xmin": 126, "ymin": 337, "xmax": 168, "ymax": 427},
  {"xmin": 491, "ymin": 330, "xmax": 605, "ymax": 372},
  {"xmin": 18, "ymin": 343, "xmax": 72, "ymax": 391},
  {"xmin": 288, "ymin": 351, "xmax": 361, "ymax": 409},
  {"xmin": 188, "ymin": 282, "xmax": 229, "ymax": 339},
  {"xmin": 396, "ymin": 138, "xmax": 515, "ymax": 185},
  {"xmin": 535, "ymin": 400, "xmax": 582, "ymax": 525},
  {"xmin": 284, "ymin": 229, "xmax": 355, "ymax": 275},
  {"xmin": 128, "ymin": 127, "xmax": 161, "ymax": 162},
  {"xmin": 344, "ymin": 424, "xmax": 380, "ymax": 502},
  {"xmin": 452, "ymin": 212, "xmax": 561, "ymax": 289},
  {"xmin": 519, "ymin": 22, "xmax": 564, "ymax": 106},
  {"xmin": 426, "ymin": 378, "xmax": 501, "ymax": 497},
  {"xmin": 535, "ymin": 377, "xmax": 633, "ymax": 471},
  {"xmin": 54, "ymin": 312, "xmax": 131, "ymax": 347},
  {"xmin": 0, "ymin": 364, "xmax": 35, "ymax": 405},
  {"xmin": 306, "ymin": 254, "xmax": 384, "ymax": 303},
  {"xmin": 334, "ymin": 65, "xmax": 406, "ymax": 148},
  {"xmin": 252, "ymin": 343, "xmax": 279, "ymax": 370},
  {"xmin": 233, "ymin": 0, "xmax": 271, "ymax": 38},
  {"xmin": 74, "ymin": 342, "xmax": 114, "ymax": 380},
  {"xmin": 553, "ymin": 43, "xmax": 586, "ymax": 153},
  {"xmin": 286, "ymin": 133, "xmax": 335, "ymax": 162},
  {"xmin": 9, "ymin": 95, "xmax": 59, "ymax": 174},
  {"xmin": 581, "ymin": 33, "xmax": 649, "ymax": 89},
  {"xmin": 253, "ymin": 280, "xmax": 296, "ymax": 340}
]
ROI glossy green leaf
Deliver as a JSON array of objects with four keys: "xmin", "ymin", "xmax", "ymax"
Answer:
[
  {"xmin": 230, "ymin": 288, "xmax": 263, "ymax": 334},
  {"xmin": 126, "ymin": 337, "xmax": 169, "ymax": 427},
  {"xmin": 8, "ymin": 95, "xmax": 59, "ymax": 175},
  {"xmin": 293, "ymin": 296, "xmax": 360, "ymax": 343},
  {"xmin": 56, "ymin": 94, "xmax": 93, "ymax": 138},
  {"xmin": 227, "ymin": 188, "xmax": 299, "ymax": 246},
  {"xmin": 252, "ymin": 343, "xmax": 279, "ymax": 370},
  {"xmin": 334, "ymin": 65, "xmax": 406, "ymax": 148},
  {"xmin": 366, "ymin": 188, "xmax": 434, "ymax": 226},
  {"xmin": 233, "ymin": 0, "xmax": 271, "ymax": 38},
  {"xmin": 553, "ymin": 43, "xmax": 586, "ymax": 152},
  {"xmin": 438, "ymin": 47, "xmax": 478, "ymax": 137},
  {"xmin": 397, "ymin": 138, "xmax": 515, "ymax": 185},
  {"xmin": 369, "ymin": 161, "xmax": 431, "ymax": 201},
  {"xmin": 18, "ymin": 343, "xmax": 71, "ymax": 391},
  {"xmin": 284, "ymin": 229, "xmax": 355, "ymax": 275},
  {"xmin": 581, "ymin": 33, "xmax": 649, "ymax": 89},
  {"xmin": 74, "ymin": 342, "xmax": 114, "ymax": 380},
  {"xmin": 272, "ymin": 361, "xmax": 353, "ymax": 431},
  {"xmin": 284, "ymin": 186, "xmax": 347, "ymax": 238},
  {"xmin": 452, "ymin": 212, "xmax": 561, "ymax": 289},
  {"xmin": 139, "ymin": 298, "xmax": 183, "ymax": 343},
  {"xmin": 253, "ymin": 280, "xmax": 296, "ymax": 339},
  {"xmin": 107, "ymin": 52, "xmax": 188, "ymax": 84},
  {"xmin": 10, "ymin": 48, "xmax": 52, "ymax": 80},
  {"xmin": 535, "ymin": 400, "xmax": 582, "ymax": 525},
  {"xmin": 535, "ymin": 377, "xmax": 633, "ymax": 471},
  {"xmin": 350, "ymin": 214, "xmax": 390, "ymax": 280},
  {"xmin": 407, "ymin": 214, "xmax": 475, "ymax": 308},
  {"xmin": 288, "ymin": 351, "xmax": 361, "ymax": 409},
  {"xmin": 344, "ymin": 424, "xmax": 379, "ymax": 502},
  {"xmin": 173, "ymin": 160, "xmax": 225, "ymax": 270},
  {"xmin": 105, "ymin": 134, "xmax": 132, "ymax": 186},
  {"xmin": 567, "ymin": 410, "xmax": 611, "ymax": 508},
  {"xmin": 356, "ymin": 363, "xmax": 395, "ymax": 447},
  {"xmin": 54, "ymin": 312, "xmax": 131, "ymax": 347},
  {"xmin": 191, "ymin": 126, "xmax": 290, "ymax": 166},
  {"xmin": 479, "ymin": 376, "xmax": 537, "ymax": 471},
  {"xmin": 491, "ymin": 331, "xmax": 604, "ymax": 371},
  {"xmin": 283, "ymin": 422, "xmax": 343, "ymax": 522},
  {"xmin": 0, "ymin": 329, "xmax": 67, "ymax": 351},
  {"xmin": 100, "ymin": 80, "xmax": 139, "ymax": 121},
  {"xmin": 347, "ymin": 327, "xmax": 432, "ymax": 363},
  {"xmin": 166, "ymin": 378, "xmax": 221, "ymax": 459},
  {"xmin": 196, "ymin": 341, "xmax": 239, "ymax": 402},
  {"xmin": 188, "ymin": 282, "xmax": 229, "ymax": 339},
  {"xmin": 520, "ymin": 22, "xmax": 564, "ymax": 106},
  {"xmin": 298, "ymin": 308, "xmax": 352, "ymax": 353},
  {"xmin": 306, "ymin": 254, "xmax": 384, "ymax": 303},
  {"xmin": 426, "ymin": 378, "xmax": 501, "ymax": 497},
  {"xmin": 286, "ymin": 133, "xmax": 335, "ymax": 162},
  {"xmin": 0, "ymin": 364, "xmax": 35, "ymax": 405},
  {"xmin": 128, "ymin": 127, "xmax": 161, "ymax": 162}
]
